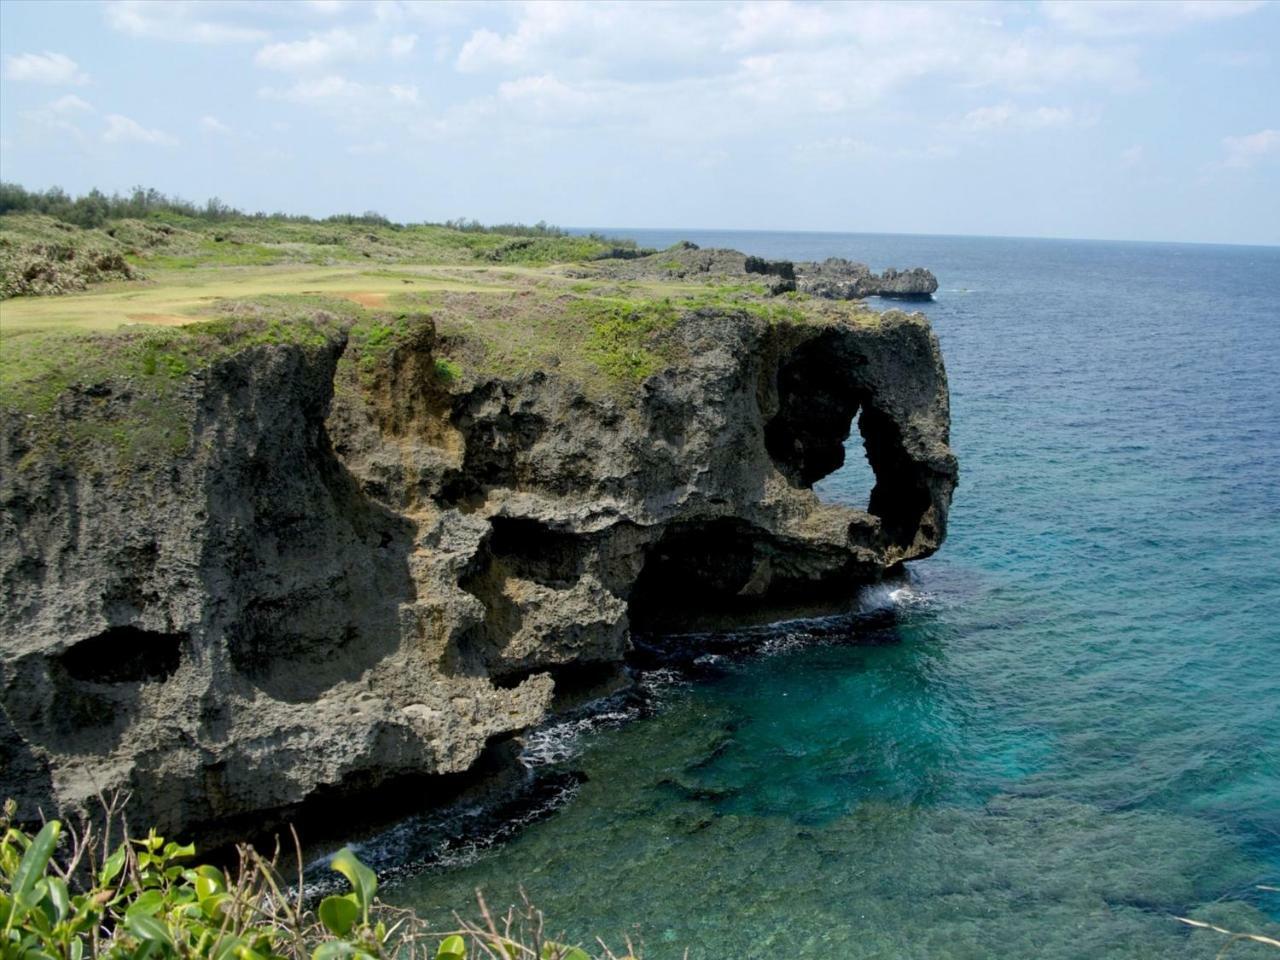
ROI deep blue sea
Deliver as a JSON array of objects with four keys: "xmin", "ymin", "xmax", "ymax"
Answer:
[{"xmin": 383, "ymin": 232, "xmax": 1280, "ymax": 957}]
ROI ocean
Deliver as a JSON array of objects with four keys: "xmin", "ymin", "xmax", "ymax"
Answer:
[{"xmin": 378, "ymin": 231, "xmax": 1280, "ymax": 957}]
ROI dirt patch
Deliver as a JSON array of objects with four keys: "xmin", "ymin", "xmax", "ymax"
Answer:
[
  {"xmin": 125, "ymin": 313, "xmax": 196, "ymax": 326},
  {"xmin": 341, "ymin": 292, "xmax": 388, "ymax": 308}
]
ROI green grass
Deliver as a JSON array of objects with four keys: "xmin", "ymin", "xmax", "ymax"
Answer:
[
  {"xmin": 0, "ymin": 302, "xmax": 351, "ymax": 468},
  {"xmin": 0, "ymin": 211, "xmax": 646, "ymax": 305},
  {"xmin": 0, "ymin": 214, "xmax": 889, "ymax": 469},
  {"xmin": 570, "ymin": 295, "xmax": 681, "ymax": 381},
  {"xmin": 434, "ymin": 356, "xmax": 461, "ymax": 383}
]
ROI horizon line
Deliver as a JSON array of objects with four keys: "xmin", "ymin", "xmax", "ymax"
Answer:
[{"xmin": 568, "ymin": 225, "xmax": 1280, "ymax": 251}]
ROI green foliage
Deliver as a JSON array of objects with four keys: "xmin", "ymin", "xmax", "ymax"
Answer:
[
  {"xmin": 0, "ymin": 182, "xmax": 392, "ymax": 229},
  {"xmin": 0, "ymin": 306, "xmax": 351, "ymax": 472},
  {"xmin": 682, "ymin": 284, "xmax": 808, "ymax": 325},
  {"xmin": 0, "ymin": 800, "xmax": 621, "ymax": 960},
  {"xmin": 569, "ymin": 296, "xmax": 680, "ymax": 382},
  {"xmin": 326, "ymin": 851, "xmax": 376, "ymax": 926},
  {"xmin": 434, "ymin": 357, "xmax": 461, "ymax": 384},
  {"xmin": 441, "ymin": 218, "xmax": 568, "ymax": 237},
  {"xmin": 0, "ymin": 209, "xmax": 644, "ymax": 299},
  {"xmin": 0, "ymin": 180, "xmax": 664, "ymax": 306},
  {"xmin": 0, "ymin": 216, "xmax": 142, "ymax": 297},
  {"xmin": 0, "ymin": 798, "xmax": 629, "ymax": 960},
  {"xmin": 317, "ymin": 896, "xmax": 359, "ymax": 938}
]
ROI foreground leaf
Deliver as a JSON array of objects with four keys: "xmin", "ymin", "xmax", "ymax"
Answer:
[
  {"xmin": 126, "ymin": 911, "xmax": 175, "ymax": 950},
  {"xmin": 318, "ymin": 895, "xmax": 359, "ymax": 937},
  {"xmin": 328, "ymin": 848, "xmax": 377, "ymax": 918},
  {"xmin": 436, "ymin": 934, "xmax": 467, "ymax": 960},
  {"xmin": 11, "ymin": 821, "xmax": 60, "ymax": 917}
]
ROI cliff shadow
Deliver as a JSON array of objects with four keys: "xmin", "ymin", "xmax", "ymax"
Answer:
[
  {"xmin": 221, "ymin": 441, "xmax": 418, "ymax": 704},
  {"xmin": 193, "ymin": 343, "xmax": 420, "ymax": 705}
]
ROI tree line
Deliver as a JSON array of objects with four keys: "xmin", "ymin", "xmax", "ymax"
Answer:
[{"xmin": 0, "ymin": 182, "xmax": 574, "ymax": 237}]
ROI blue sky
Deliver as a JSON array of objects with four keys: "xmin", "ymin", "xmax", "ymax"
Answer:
[{"xmin": 1, "ymin": 0, "xmax": 1277, "ymax": 244}]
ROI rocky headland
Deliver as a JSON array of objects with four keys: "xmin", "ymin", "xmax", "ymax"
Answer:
[
  {"xmin": 573, "ymin": 244, "xmax": 939, "ymax": 301},
  {"xmin": 0, "ymin": 236, "xmax": 955, "ymax": 844}
]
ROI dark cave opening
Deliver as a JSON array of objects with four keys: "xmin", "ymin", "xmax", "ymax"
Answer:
[
  {"xmin": 630, "ymin": 519, "xmax": 762, "ymax": 619},
  {"xmin": 486, "ymin": 516, "xmax": 585, "ymax": 588},
  {"xmin": 58, "ymin": 627, "xmax": 183, "ymax": 684},
  {"xmin": 627, "ymin": 518, "xmax": 870, "ymax": 631},
  {"xmin": 764, "ymin": 337, "xmax": 863, "ymax": 488}
]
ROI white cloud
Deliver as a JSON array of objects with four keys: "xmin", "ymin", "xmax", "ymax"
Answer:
[
  {"xmin": 1222, "ymin": 129, "xmax": 1280, "ymax": 169},
  {"xmin": 105, "ymin": 1, "xmax": 267, "ymax": 43},
  {"xmin": 1120, "ymin": 144, "xmax": 1145, "ymax": 167},
  {"xmin": 389, "ymin": 33, "xmax": 418, "ymax": 58},
  {"xmin": 258, "ymin": 75, "xmax": 366, "ymax": 103},
  {"xmin": 200, "ymin": 115, "xmax": 232, "ymax": 135},
  {"xmin": 495, "ymin": 73, "xmax": 606, "ymax": 124},
  {"xmin": 19, "ymin": 97, "xmax": 93, "ymax": 140},
  {"xmin": 456, "ymin": 2, "xmax": 720, "ymax": 77},
  {"xmin": 961, "ymin": 103, "xmax": 1015, "ymax": 130},
  {"xmin": 959, "ymin": 102, "xmax": 1087, "ymax": 131},
  {"xmin": 498, "ymin": 73, "xmax": 585, "ymax": 104},
  {"xmin": 102, "ymin": 113, "xmax": 178, "ymax": 146},
  {"xmin": 347, "ymin": 140, "xmax": 388, "ymax": 156},
  {"xmin": 4, "ymin": 52, "xmax": 88, "ymax": 85},
  {"xmin": 388, "ymin": 84, "xmax": 419, "ymax": 104},
  {"xmin": 455, "ymin": 2, "xmax": 1141, "ymax": 113},
  {"xmin": 255, "ymin": 29, "xmax": 359, "ymax": 71},
  {"xmin": 794, "ymin": 136, "xmax": 957, "ymax": 161},
  {"xmin": 1200, "ymin": 49, "xmax": 1267, "ymax": 68},
  {"xmin": 1042, "ymin": 1, "xmax": 1263, "ymax": 38},
  {"xmin": 50, "ymin": 94, "xmax": 93, "ymax": 114},
  {"xmin": 305, "ymin": 0, "xmax": 347, "ymax": 14}
]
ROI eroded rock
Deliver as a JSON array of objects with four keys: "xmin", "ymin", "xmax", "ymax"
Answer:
[
  {"xmin": 0, "ymin": 305, "xmax": 956, "ymax": 841},
  {"xmin": 795, "ymin": 258, "xmax": 939, "ymax": 300}
]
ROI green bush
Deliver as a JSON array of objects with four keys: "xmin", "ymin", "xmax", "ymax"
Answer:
[{"xmin": 0, "ymin": 800, "xmax": 614, "ymax": 960}]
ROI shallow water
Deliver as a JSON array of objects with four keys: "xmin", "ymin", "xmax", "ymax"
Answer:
[{"xmin": 379, "ymin": 232, "xmax": 1280, "ymax": 957}]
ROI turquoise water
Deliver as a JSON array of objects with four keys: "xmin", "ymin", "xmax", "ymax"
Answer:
[{"xmin": 381, "ymin": 233, "xmax": 1280, "ymax": 957}]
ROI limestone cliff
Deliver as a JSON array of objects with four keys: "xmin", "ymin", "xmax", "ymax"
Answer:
[{"xmin": 0, "ymin": 303, "xmax": 956, "ymax": 840}]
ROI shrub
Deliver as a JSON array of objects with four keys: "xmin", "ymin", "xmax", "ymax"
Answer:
[{"xmin": 0, "ymin": 799, "xmax": 622, "ymax": 960}]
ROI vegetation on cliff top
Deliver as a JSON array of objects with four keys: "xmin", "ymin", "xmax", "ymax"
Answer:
[
  {"xmin": 0, "ymin": 183, "xmax": 643, "ymax": 299},
  {"xmin": 0, "ymin": 185, "xmax": 889, "ymax": 467}
]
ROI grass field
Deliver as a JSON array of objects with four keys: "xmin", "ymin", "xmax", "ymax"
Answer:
[
  {"xmin": 0, "ymin": 264, "xmax": 526, "ymax": 335},
  {"xmin": 0, "ymin": 210, "xmax": 879, "ymax": 450}
]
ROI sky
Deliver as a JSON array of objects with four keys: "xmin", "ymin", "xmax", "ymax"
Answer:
[{"xmin": 0, "ymin": 0, "xmax": 1277, "ymax": 245}]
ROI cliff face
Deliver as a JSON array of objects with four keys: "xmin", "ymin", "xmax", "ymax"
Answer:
[{"xmin": 0, "ymin": 307, "xmax": 956, "ymax": 839}]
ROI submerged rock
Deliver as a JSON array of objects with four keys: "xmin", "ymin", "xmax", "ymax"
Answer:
[{"xmin": 0, "ymin": 301, "xmax": 956, "ymax": 842}]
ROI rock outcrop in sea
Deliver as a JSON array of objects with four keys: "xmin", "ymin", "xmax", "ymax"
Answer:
[
  {"xmin": 576, "ymin": 246, "xmax": 938, "ymax": 301},
  {"xmin": 796, "ymin": 258, "xmax": 939, "ymax": 300},
  {"xmin": 0, "ymin": 294, "xmax": 956, "ymax": 841}
]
